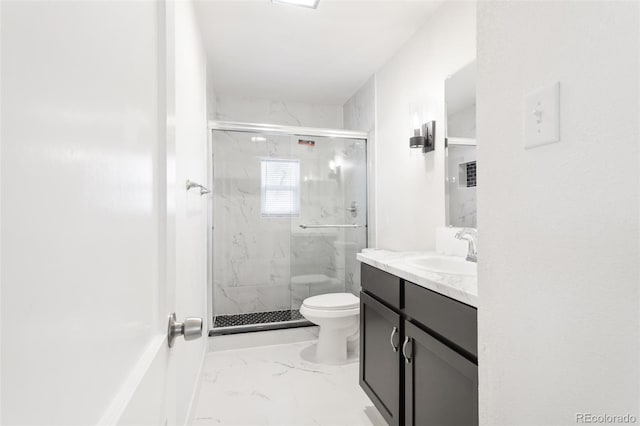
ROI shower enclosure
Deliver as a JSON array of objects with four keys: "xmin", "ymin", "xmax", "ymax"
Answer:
[{"xmin": 210, "ymin": 122, "xmax": 368, "ymax": 333}]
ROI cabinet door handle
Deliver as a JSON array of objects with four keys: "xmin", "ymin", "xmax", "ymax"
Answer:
[
  {"xmin": 402, "ymin": 336, "xmax": 413, "ymax": 363},
  {"xmin": 389, "ymin": 326, "xmax": 399, "ymax": 352}
]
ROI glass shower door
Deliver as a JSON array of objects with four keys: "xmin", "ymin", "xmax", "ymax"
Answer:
[
  {"xmin": 212, "ymin": 130, "xmax": 294, "ymax": 327},
  {"xmin": 211, "ymin": 128, "xmax": 367, "ymax": 332},
  {"xmin": 289, "ymin": 136, "xmax": 367, "ymax": 312}
]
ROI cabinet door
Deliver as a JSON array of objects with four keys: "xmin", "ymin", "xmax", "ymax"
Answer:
[
  {"xmin": 403, "ymin": 321, "xmax": 478, "ymax": 426},
  {"xmin": 360, "ymin": 292, "xmax": 402, "ymax": 426}
]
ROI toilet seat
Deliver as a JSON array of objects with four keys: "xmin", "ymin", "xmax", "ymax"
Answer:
[
  {"xmin": 303, "ymin": 293, "xmax": 359, "ymax": 310},
  {"xmin": 300, "ymin": 293, "xmax": 360, "ymax": 319}
]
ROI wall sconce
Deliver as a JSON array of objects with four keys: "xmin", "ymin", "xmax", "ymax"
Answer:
[{"xmin": 409, "ymin": 107, "xmax": 436, "ymax": 153}]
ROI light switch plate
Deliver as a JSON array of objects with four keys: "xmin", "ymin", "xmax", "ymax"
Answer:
[{"xmin": 524, "ymin": 82, "xmax": 560, "ymax": 149}]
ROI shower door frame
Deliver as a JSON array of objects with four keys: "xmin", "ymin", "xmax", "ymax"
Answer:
[{"xmin": 207, "ymin": 120, "xmax": 369, "ymax": 334}]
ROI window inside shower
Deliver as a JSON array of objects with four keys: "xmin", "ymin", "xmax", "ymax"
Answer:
[
  {"xmin": 211, "ymin": 128, "xmax": 367, "ymax": 333},
  {"xmin": 260, "ymin": 159, "xmax": 300, "ymax": 217}
]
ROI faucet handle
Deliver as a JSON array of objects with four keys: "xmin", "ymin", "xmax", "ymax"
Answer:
[{"xmin": 455, "ymin": 227, "xmax": 477, "ymax": 239}]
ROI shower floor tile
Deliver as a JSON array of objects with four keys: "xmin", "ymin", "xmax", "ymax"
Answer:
[{"xmin": 213, "ymin": 309, "xmax": 304, "ymax": 328}]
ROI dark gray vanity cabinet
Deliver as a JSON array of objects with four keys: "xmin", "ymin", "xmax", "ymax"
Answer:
[
  {"xmin": 360, "ymin": 263, "xmax": 478, "ymax": 426},
  {"xmin": 403, "ymin": 321, "xmax": 478, "ymax": 426},
  {"xmin": 360, "ymin": 291, "xmax": 402, "ymax": 426}
]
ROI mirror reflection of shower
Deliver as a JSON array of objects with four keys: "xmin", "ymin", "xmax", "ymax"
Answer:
[
  {"xmin": 347, "ymin": 201, "xmax": 358, "ymax": 218},
  {"xmin": 211, "ymin": 124, "xmax": 367, "ymax": 334}
]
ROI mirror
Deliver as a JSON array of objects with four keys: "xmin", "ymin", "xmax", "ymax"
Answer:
[{"xmin": 445, "ymin": 61, "xmax": 477, "ymax": 227}]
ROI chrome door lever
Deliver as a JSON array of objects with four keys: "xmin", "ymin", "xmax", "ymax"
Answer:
[{"xmin": 167, "ymin": 313, "xmax": 203, "ymax": 347}]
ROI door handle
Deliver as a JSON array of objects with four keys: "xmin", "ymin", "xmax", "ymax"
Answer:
[
  {"xmin": 389, "ymin": 327, "xmax": 399, "ymax": 352},
  {"xmin": 402, "ymin": 336, "xmax": 413, "ymax": 363},
  {"xmin": 167, "ymin": 313, "xmax": 203, "ymax": 348}
]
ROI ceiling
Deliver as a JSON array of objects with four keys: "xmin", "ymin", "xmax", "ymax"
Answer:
[{"xmin": 194, "ymin": 0, "xmax": 442, "ymax": 105}]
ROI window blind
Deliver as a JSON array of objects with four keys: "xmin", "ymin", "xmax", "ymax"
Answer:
[{"xmin": 261, "ymin": 159, "xmax": 300, "ymax": 217}]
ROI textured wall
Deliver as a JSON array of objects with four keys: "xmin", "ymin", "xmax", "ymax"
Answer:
[{"xmin": 477, "ymin": 2, "xmax": 640, "ymax": 424}]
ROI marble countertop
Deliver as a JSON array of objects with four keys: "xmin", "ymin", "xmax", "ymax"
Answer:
[{"xmin": 356, "ymin": 249, "xmax": 478, "ymax": 308}]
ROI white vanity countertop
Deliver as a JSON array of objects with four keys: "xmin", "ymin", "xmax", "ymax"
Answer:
[{"xmin": 356, "ymin": 249, "xmax": 478, "ymax": 308}]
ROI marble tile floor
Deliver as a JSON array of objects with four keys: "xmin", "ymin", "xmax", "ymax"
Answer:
[{"xmin": 194, "ymin": 327, "xmax": 387, "ymax": 426}]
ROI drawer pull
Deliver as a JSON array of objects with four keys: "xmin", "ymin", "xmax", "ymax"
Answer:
[
  {"xmin": 402, "ymin": 336, "xmax": 413, "ymax": 363},
  {"xmin": 389, "ymin": 327, "xmax": 399, "ymax": 352}
]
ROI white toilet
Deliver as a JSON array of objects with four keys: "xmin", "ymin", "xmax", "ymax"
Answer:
[{"xmin": 299, "ymin": 292, "xmax": 360, "ymax": 364}]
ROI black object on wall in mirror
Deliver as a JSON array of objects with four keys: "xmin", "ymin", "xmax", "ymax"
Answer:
[{"xmin": 423, "ymin": 121, "xmax": 435, "ymax": 153}]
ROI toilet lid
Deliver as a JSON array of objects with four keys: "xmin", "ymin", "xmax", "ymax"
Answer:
[{"xmin": 302, "ymin": 293, "xmax": 359, "ymax": 311}]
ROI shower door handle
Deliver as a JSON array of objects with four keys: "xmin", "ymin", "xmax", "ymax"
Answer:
[
  {"xmin": 299, "ymin": 224, "xmax": 364, "ymax": 229},
  {"xmin": 167, "ymin": 313, "xmax": 203, "ymax": 347}
]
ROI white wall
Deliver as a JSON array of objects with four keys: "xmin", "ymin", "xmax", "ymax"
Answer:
[
  {"xmin": 477, "ymin": 2, "xmax": 640, "ymax": 424},
  {"xmin": 215, "ymin": 97, "xmax": 343, "ymax": 129},
  {"xmin": 174, "ymin": 1, "xmax": 210, "ymax": 423},
  {"xmin": 373, "ymin": 1, "xmax": 476, "ymax": 251}
]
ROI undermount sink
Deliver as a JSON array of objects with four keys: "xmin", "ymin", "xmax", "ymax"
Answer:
[{"xmin": 407, "ymin": 255, "xmax": 477, "ymax": 276}]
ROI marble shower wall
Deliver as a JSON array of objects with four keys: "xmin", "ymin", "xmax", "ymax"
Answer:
[
  {"xmin": 215, "ymin": 97, "xmax": 343, "ymax": 128},
  {"xmin": 213, "ymin": 130, "xmax": 366, "ymax": 315},
  {"xmin": 343, "ymin": 75, "xmax": 376, "ymax": 295}
]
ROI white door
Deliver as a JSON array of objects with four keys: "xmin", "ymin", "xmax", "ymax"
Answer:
[{"xmin": 0, "ymin": 1, "xmax": 208, "ymax": 424}]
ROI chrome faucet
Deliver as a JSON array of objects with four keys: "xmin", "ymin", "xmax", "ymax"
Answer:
[{"xmin": 455, "ymin": 228, "xmax": 478, "ymax": 263}]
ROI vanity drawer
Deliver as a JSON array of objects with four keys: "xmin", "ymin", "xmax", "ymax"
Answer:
[
  {"xmin": 404, "ymin": 281, "xmax": 477, "ymax": 358},
  {"xmin": 361, "ymin": 263, "xmax": 401, "ymax": 310}
]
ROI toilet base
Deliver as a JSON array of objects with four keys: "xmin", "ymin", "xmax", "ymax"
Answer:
[
  {"xmin": 313, "ymin": 319, "xmax": 359, "ymax": 365},
  {"xmin": 316, "ymin": 327, "xmax": 348, "ymax": 364}
]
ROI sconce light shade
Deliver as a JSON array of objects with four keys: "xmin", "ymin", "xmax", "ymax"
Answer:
[{"xmin": 410, "ymin": 110, "xmax": 424, "ymax": 148}]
